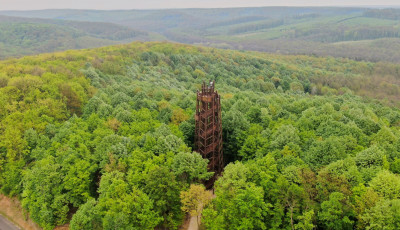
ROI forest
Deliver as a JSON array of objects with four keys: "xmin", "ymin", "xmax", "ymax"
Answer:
[
  {"xmin": 0, "ymin": 15, "xmax": 159, "ymax": 59},
  {"xmin": 3, "ymin": 7, "xmax": 400, "ymax": 62},
  {"xmin": 1, "ymin": 42, "xmax": 400, "ymax": 229}
]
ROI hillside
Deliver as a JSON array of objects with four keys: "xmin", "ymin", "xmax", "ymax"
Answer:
[
  {"xmin": 0, "ymin": 15, "xmax": 162, "ymax": 59},
  {"xmin": 2, "ymin": 7, "xmax": 400, "ymax": 62},
  {"xmin": 0, "ymin": 42, "xmax": 400, "ymax": 229}
]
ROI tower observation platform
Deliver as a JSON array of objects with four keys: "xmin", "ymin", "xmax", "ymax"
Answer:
[{"xmin": 195, "ymin": 81, "xmax": 223, "ymax": 186}]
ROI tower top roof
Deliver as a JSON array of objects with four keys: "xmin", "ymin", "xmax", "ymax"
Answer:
[{"xmin": 200, "ymin": 81, "xmax": 216, "ymax": 95}]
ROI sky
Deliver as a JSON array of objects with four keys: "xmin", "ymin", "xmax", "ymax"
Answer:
[{"xmin": 1, "ymin": 0, "xmax": 400, "ymax": 11}]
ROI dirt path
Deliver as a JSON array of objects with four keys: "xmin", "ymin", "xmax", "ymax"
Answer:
[
  {"xmin": 0, "ymin": 214, "xmax": 20, "ymax": 230},
  {"xmin": 187, "ymin": 215, "xmax": 199, "ymax": 230},
  {"xmin": 185, "ymin": 190, "xmax": 216, "ymax": 230},
  {"xmin": 0, "ymin": 195, "xmax": 41, "ymax": 230}
]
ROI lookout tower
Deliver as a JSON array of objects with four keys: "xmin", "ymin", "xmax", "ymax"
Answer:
[{"xmin": 195, "ymin": 81, "xmax": 223, "ymax": 185}]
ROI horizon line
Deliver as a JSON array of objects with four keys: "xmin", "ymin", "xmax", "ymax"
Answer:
[{"xmin": 1, "ymin": 5, "xmax": 400, "ymax": 11}]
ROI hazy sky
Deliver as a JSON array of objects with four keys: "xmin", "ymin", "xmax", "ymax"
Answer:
[{"xmin": 1, "ymin": 0, "xmax": 400, "ymax": 11}]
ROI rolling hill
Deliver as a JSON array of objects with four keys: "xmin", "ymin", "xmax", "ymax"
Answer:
[
  {"xmin": 2, "ymin": 7, "xmax": 400, "ymax": 62},
  {"xmin": 0, "ymin": 15, "xmax": 163, "ymax": 59},
  {"xmin": 1, "ymin": 5, "xmax": 400, "ymax": 230}
]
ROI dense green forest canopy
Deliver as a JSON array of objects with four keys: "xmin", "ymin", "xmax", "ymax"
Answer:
[
  {"xmin": 3, "ymin": 7, "xmax": 400, "ymax": 62},
  {"xmin": 0, "ymin": 42, "xmax": 400, "ymax": 229}
]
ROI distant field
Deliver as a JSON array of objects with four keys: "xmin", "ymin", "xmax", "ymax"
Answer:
[{"xmin": 1, "ymin": 7, "xmax": 400, "ymax": 62}]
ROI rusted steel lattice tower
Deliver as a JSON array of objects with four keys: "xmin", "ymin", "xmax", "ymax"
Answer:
[{"xmin": 195, "ymin": 81, "xmax": 223, "ymax": 184}]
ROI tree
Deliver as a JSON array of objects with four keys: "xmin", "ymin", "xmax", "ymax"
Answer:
[
  {"xmin": 238, "ymin": 124, "xmax": 267, "ymax": 160},
  {"xmin": 355, "ymin": 146, "xmax": 384, "ymax": 168},
  {"xmin": 0, "ymin": 159, "xmax": 24, "ymax": 196},
  {"xmin": 294, "ymin": 210, "xmax": 315, "ymax": 230},
  {"xmin": 172, "ymin": 152, "xmax": 213, "ymax": 184},
  {"xmin": 142, "ymin": 165, "xmax": 183, "ymax": 229},
  {"xmin": 224, "ymin": 184, "xmax": 268, "ymax": 230},
  {"xmin": 362, "ymin": 199, "xmax": 400, "ymax": 230},
  {"xmin": 290, "ymin": 81, "xmax": 304, "ymax": 92},
  {"xmin": 369, "ymin": 170, "xmax": 400, "ymax": 199},
  {"xmin": 203, "ymin": 157, "xmax": 282, "ymax": 229},
  {"xmin": 318, "ymin": 192, "xmax": 354, "ymax": 230},
  {"xmin": 22, "ymin": 156, "xmax": 69, "ymax": 230},
  {"xmin": 59, "ymin": 83, "xmax": 83, "ymax": 115},
  {"xmin": 70, "ymin": 199, "xmax": 100, "ymax": 230},
  {"xmin": 390, "ymin": 158, "xmax": 400, "ymax": 174},
  {"xmin": 180, "ymin": 184, "xmax": 212, "ymax": 227},
  {"xmin": 270, "ymin": 124, "xmax": 300, "ymax": 150},
  {"xmin": 246, "ymin": 106, "xmax": 262, "ymax": 123},
  {"xmin": 214, "ymin": 162, "xmax": 249, "ymax": 192},
  {"xmin": 352, "ymin": 185, "xmax": 380, "ymax": 229},
  {"xmin": 204, "ymin": 183, "xmax": 268, "ymax": 230},
  {"xmin": 304, "ymin": 136, "xmax": 347, "ymax": 169},
  {"xmin": 171, "ymin": 108, "xmax": 189, "ymax": 125},
  {"xmin": 202, "ymin": 203, "xmax": 225, "ymax": 230},
  {"xmin": 179, "ymin": 118, "xmax": 195, "ymax": 148},
  {"xmin": 101, "ymin": 191, "xmax": 161, "ymax": 230},
  {"xmin": 281, "ymin": 182, "xmax": 306, "ymax": 230},
  {"xmin": 151, "ymin": 125, "xmax": 186, "ymax": 155},
  {"xmin": 96, "ymin": 171, "xmax": 162, "ymax": 230},
  {"xmin": 222, "ymin": 109, "xmax": 250, "ymax": 162}
]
